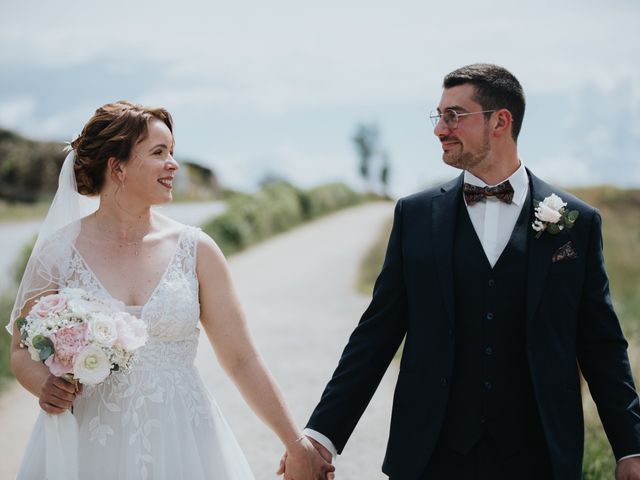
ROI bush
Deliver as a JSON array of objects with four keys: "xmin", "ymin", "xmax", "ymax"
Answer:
[
  {"xmin": 583, "ymin": 417, "xmax": 615, "ymax": 480},
  {"xmin": 304, "ymin": 183, "xmax": 362, "ymax": 218},
  {"xmin": 0, "ymin": 237, "xmax": 33, "ymax": 390},
  {"xmin": 0, "ymin": 129, "xmax": 66, "ymax": 202},
  {"xmin": 202, "ymin": 181, "xmax": 364, "ymax": 255},
  {"xmin": 0, "ymin": 294, "xmax": 15, "ymax": 389}
]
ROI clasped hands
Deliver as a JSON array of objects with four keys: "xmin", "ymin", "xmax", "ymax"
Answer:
[{"xmin": 277, "ymin": 436, "xmax": 335, "ymax": 480}]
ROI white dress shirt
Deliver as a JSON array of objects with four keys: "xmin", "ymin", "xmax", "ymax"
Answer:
[
  {"xmin": 463, "ymin": 162, "xmax": 529, "ymax": 267},
  {"xmin": 306, "ymin": 163, "xmax": 637, "ymax": 463}
]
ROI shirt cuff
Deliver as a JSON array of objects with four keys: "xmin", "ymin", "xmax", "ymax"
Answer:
[
  {"xmin": 618, "ymin": 453, "xmax": 640, "ymax": 462},
  {"xmin": 303, "ymin": 428, "xmax": 338, "ymax": 459}
]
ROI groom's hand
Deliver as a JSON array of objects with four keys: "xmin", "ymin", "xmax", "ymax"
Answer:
[
  {"xmin": 306, "ymin": 436, "xmax": 333, "ymax": 464},
  {"xmin": 616, "ymin": 456, "xmax": 640, "ymax": 479},
  {"xmin": 275, "ymin": 436, "xmax": 335, "ymax": 480}
]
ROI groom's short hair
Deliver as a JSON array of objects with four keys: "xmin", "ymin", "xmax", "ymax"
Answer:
[{"xmin": 443, "ymin": 64, "xmax": 525, "ymax": 142}]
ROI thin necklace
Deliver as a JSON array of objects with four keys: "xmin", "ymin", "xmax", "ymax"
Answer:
[{"xmin": 94, "ymin": 211, "xmax": 150, "ymax": 256}]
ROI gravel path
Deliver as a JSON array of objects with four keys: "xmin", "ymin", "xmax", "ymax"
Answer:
[{"xmin": 0, "ymin": 202, "xmax": 396, "ymax": 480}]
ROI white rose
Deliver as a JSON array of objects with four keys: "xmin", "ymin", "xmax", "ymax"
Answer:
[
  {"xmin": 89, "ymin": 314, "xmax": 118, "ymax": 347},
  {"xmin": 73, "ymin": 345, "xmax": 111, "ymax": 385},
  {"xmin": 542, "ymin": 193, "xmax": 567, "ymax": 211},
  {"xmin": 535, "ymin": 203, "xmax": 562, "ymax": 224}
]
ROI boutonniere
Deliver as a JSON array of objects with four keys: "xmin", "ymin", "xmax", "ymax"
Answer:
[{"xmin": 531, "ymin": 193, "xmax": 579, "ymax": 238}]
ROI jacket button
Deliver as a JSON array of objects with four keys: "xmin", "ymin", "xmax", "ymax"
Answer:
[
  {"xmin": 486, "ymin": 312, "xmax": 494, "ymax": 320},
  {"xmin": 485, "ymin": 347, "xmax": 493, "ymax": 355},
  {"xmin": 488, "ymin": 279, "xmax": 495, "ymax": 287}
]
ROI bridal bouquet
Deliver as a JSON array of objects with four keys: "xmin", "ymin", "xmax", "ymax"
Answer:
[{"xmin": 16, "ymin": 287, "xmax": 148, "ymax": 385}]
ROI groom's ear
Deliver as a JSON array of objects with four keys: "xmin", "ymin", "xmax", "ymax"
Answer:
[{"xmin": 492, "ymin": 109, "xmax": 513, "ymax": 139}]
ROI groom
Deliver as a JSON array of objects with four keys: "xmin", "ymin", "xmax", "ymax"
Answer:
[{"xmin": 299, "ymin": 64, "xmax": 640, "ymax": 479}]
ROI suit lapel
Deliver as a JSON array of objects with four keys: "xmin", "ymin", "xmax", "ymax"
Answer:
[
  {"xmin": 431, "ymin": 174, "xmax": 463, "ymax": 327},
  {"xmin": 525, "ymin": 170, "xmax": 568, "ymax": 325}
]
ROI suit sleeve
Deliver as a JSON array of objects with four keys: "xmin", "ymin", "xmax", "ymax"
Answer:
[
  {"xmin": 577, "ymin": 211, "xmax": 640, "ymax": 460},
  {"xmin": 306, "ymin": 200, "xmax": 409, "ymax": 453}
]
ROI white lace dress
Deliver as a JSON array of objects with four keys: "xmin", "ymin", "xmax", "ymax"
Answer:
[{"xmin": 17, "ymin": 226, "xmax": 255, "ymax": 480}]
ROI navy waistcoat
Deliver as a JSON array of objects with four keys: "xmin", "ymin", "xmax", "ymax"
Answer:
[{"xmin": 440, "ymin": 195, "xmax": 547, "ymax": 456}]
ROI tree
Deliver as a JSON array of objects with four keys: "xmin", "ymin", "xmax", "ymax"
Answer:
[
  {"xmin": 379, "ymin": 150, "xmax": 391, "ymax": 198},
  {"xmin": 352, "ymin": 123, "xmax": 392, "ymax": 196},
  {"xmin": 352, "ymin": 124, "xmax": 379, "ymax": 190}
]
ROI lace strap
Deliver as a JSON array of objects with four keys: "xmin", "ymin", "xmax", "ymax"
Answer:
[{"xmin": 182, "ymin": 225, "xmax": 201, "ymax": 279}]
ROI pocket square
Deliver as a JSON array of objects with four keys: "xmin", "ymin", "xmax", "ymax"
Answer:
[{"xmin": 552, "ymin": 241, "xmax": 578, "ymax": 263}]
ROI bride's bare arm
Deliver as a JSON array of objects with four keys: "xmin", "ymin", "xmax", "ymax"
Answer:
[
  {"xmin": 10, "ymin": 298, "xmax": 78, "ymax": 414},
  {"xmin": 196, "ymin": 232, "xmax": 334, "ymax": 479}
]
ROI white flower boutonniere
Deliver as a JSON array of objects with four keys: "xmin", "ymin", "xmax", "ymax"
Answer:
[{"xmin": 532, "ymin": 193, "xmax": 579, "ymax": 239}]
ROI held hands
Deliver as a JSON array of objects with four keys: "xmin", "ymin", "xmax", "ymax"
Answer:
[
  {"xmin": 616, "ymin": 456, "xmax": 640, "ymax": 480},
  {"xmin": 276, "ymin": 435, "xmax": 335, "ymax": 480},
  {"xmin": 39, "ymin": 374, "xmax": 82, "ymax": 415}
]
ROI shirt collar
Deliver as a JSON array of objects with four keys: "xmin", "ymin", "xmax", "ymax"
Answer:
[{"xmin": 463, "ymin": 162, "xmax": 528, "ymax": 206}]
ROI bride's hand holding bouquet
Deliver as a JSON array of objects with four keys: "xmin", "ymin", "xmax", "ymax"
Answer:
[{"xmin": 17, "ymin": 287, "xmax": 148, "ymax": 398}]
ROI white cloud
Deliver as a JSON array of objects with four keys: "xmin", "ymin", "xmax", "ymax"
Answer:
[
  {"xmin": 530, "ymin": 154, "xmax": 599, "ymax": 186},
  {"xmin": 2, "ymin": 0, "xmax": 638, "ymax": 103},
  {"xmin": 0, "ymin": 96, "xmax": 37, "ymax": 129},
  {"xmin": 204, "ymin": 145, "xmax": 359, "ymax": 192},
  {"xmin": 0, "ymin": 0, "xmax": 638, "ymax": 190}
]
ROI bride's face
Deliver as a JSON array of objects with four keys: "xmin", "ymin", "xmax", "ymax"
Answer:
[{"xmin": 121, "ymin": 119, "xmax": 179, "ymax": 205}]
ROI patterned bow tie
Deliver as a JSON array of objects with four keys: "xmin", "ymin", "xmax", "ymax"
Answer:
[{"xmin": 463, "ymin": 180, "xmax": 514, "ymax": 206}]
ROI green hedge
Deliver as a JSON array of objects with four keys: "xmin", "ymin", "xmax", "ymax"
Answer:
[
  {"xmin": 0, "ymin": 238, "xmax": 35, "ymax": 388},
  {"xmin": 0, "ymin": 294, "xmax": 14, "ymax": 388},
  {"xmin": 202, "ymin": 181, "xmax": 364, "ymax": 255}
]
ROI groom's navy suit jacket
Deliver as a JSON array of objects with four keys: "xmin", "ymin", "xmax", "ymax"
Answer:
[{"xmin": 307, "ymin": 170, "xmax": 640, "ymax": 479}]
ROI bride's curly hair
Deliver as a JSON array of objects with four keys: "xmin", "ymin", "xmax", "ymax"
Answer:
[{"xmin": 71, "ymin": 100, "xmax": 173, "ymax": 196}]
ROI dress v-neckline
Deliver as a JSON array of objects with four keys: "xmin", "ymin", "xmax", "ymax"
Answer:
[{"xmin": 71, "ymin": 227, "xmax": 187, "ymax": 310}]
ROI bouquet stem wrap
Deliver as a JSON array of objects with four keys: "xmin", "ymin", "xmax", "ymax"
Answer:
[{"xmin": 45, "ymin": 410, "xmax": 79, "ymax": 480}]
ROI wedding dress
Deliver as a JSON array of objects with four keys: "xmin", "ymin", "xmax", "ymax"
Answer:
[{"xmin": 16, "ymin": 224, "xmax": 255, "ymax": 480}]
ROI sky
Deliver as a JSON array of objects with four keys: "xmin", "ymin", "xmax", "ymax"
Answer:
[{"xmin": 1, "ymin": 0, "xmax": 639, "ymax": 196}]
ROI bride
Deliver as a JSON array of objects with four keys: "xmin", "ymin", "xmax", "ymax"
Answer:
[{"xmin": 7, "ymin": 101, "xmax": 334, "ymax": 480}]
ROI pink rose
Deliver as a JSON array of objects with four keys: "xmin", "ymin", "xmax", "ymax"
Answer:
[
  {"xmin": 45, "ymin": 323, "xmax": 89, "ymax": 376},
  {"xmin": 115, "ymin": 313, "xmax": 148, "ymax": 351},
  {"xmin": 30, "ymin": 294, "xmax": 68, "ymax": 320}
]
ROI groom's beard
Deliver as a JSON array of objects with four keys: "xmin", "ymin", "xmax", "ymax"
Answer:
[{"xmin": 442, "ymin": 126, "xmax": 491, "ymax": 171}]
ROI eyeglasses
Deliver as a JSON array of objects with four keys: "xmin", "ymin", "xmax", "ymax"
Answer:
[{"xmin": 429, "ymin": 109, "xmax": 496, "ymax": 129}]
